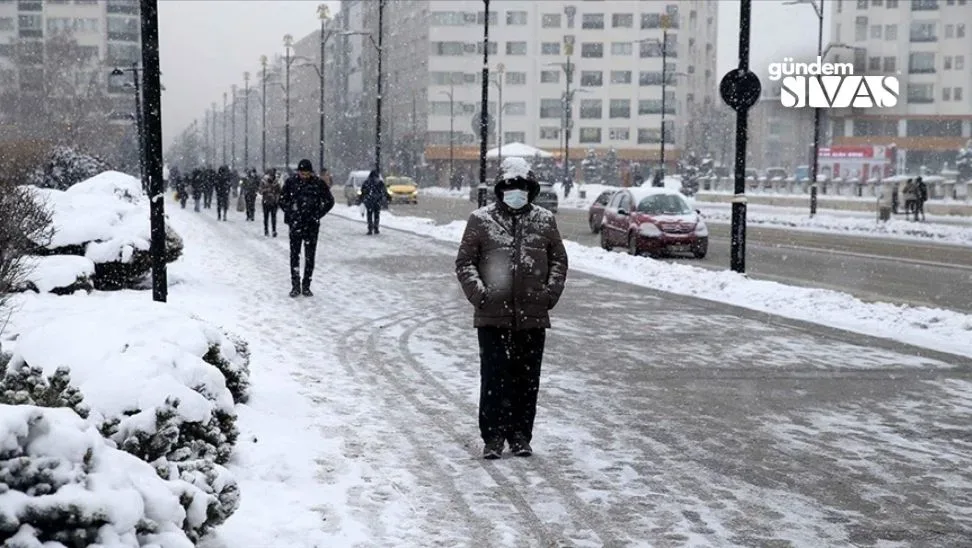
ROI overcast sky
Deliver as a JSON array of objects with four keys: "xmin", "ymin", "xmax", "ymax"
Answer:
[{"xmin": 159, "ymin": 0, "xmax": 824, "ymax": 148}]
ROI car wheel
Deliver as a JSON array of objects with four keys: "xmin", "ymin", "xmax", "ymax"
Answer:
[
  {"xmin": 627, "ymin": 234, "xmax": 640, "ymax": 256},
  {"xmin": 599, "ymin": 230, "xmax": 611, "ymax": 251},
  {"xmin": 693, "ymin": 244, "xmax": 708, "ymax": 259},
  {"xmin": 589, "ymin": 215, "xmax": 600, "ymax": 234}
]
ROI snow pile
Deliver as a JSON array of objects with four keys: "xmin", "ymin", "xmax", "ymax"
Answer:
[
  {"xmin": 499, "ymin": 157, "xmax": 533, "ymax": 181},
  {"xmin": 16, "ymin": 255, "xmax": 95, "ymax": 294},
  {"xmin": 1, "ymin": 293, "xmax": 250, "ymax": 538},
  {"xmin": 331, "ymin": 206, "xmax": 972, "ymax": 359},
  {"xmin": 23, "ymin": 171, "xmax": 184, "ymax": 291},
  {"xmin": 698, "ymin": 208, "xmax": 972, "ymax": 247},
  {"xmin": 0, "ymin": 404, "xmax": 207, "ymax": 547},
  {"xmin": 24, "ymin": 146, "xmax": 112, "ymax": 191}
]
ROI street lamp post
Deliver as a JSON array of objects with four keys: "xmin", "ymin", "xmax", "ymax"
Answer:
[
  {"xmin": 260, "ymin": 55, "xmax": 268, "ymax": 172},
  {"xmin": 231, "ymin": 84, "xmax": 237, "ymax": 170},
  {"xmin": 478, "ymin": 0, "xmax": 490, "ymax": 207},
  {"xmin": 111, "ymin": 64, "xmax": 145, "ymax": 191},
  {"xmin": 243, "ymin": 72, "xmax": 250, "ymax": 169},
  {"xmin": 561, "ymin": 40, "xmax": 575, "ymax": 194},
  {"xmin": 138, "ymin": 0, "xmax": 166, "ymax": 303},
  {"xmin": 317, "ymin": 4, "xmax": 333, "ymax": 170},
  {"xmin": 211, "ymin": 102, "xmax": 217, "ymax": 166},
  {"xmin": 491, "ymin": 63, "xmax": 505, "ymax": 163},
  {"xmin": 785, "ymin": 0, "xmax": 825, "ymax": 216},
  {"xmin": 376, "ymin": 0, "xmax": 385, "ymax": 173},
  {"xmin": 438, "ymin": 83, "xmax": 456, "ymax": 185},
  {"xmin": 284, "ymin": 33, "xmax": 294, "ymax": 170},
  {"xmin": 222, "ymin": 91, "xmax": 227, "ymax": 166}
]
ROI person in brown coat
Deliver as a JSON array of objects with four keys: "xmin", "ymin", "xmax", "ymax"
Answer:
[
  {"xmin": 455, "ymin": 157, "xmax": 569, "ymax": 460},
  {"xmin": 260, "ymin": 168, "xmax": 282, "ymax": 237}
]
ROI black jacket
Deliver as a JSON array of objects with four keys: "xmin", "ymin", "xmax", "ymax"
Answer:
[
  {"xmin": 279, "ymin": 174, "xmax": 335, "ymax": 229},
  {"xmin": 360, "ymin": 174, "xmax": 387, "ymax": 208}
]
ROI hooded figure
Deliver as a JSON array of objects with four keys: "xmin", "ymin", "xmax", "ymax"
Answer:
[
  {"xmin": 215, "ymin": 165, "xmax": 233, "ymax": 221},
  {"xmin": 279, "ymin": 159, "xmax": 335, "ymax": 297},
  {"xmin": 455, "ymin": 157, "xmax": 569, "ymax": 460},
  {"xmin": 914, "ymin": 176, "xmax": 928, "ymax": 221},
  {"xmin": 260, "ymin": 168, "xmax": 282, "ymax": 237},
  {"xmin": 242, "ymin": 168, "xmax": 261, "ymax": 222},
  {"xmin": 359, "ymin": 169, "xmax": 387, "ymax": 235}
]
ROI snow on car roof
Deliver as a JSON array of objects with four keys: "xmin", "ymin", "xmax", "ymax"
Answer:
[{"xmin": 627, "ymin": 186, "xmax": 689, "ymax": 203}]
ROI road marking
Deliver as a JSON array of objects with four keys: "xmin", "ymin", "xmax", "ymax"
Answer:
[{"xmin": 709, "ymin": 237, "xmax": 972, "ymax": 272}]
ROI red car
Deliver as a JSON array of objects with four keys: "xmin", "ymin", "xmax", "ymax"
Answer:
[
  {"xmin": 599, "ymin": 188, "xmax": 708, "ymax": 258},
  {"xmin": 588, "ymin": 188, "xmax": 619, "ymax": 233}
]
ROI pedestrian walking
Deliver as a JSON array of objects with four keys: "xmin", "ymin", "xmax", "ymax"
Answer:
[
  {"xmin": 360, "ymin": 169, "xmax": 387, "ymax": 235},
  {"xmin": 191, "ymin": 169, "xmax": 203, "ymax": 212},
  {"xmin": 260, "ymin": 168, "xmax": 281, "ymax": 237},
  {"xmin": 915, "ymin": 176, "xmax": 928, "ymax": 222},
  {"xmin": 903, "ymin": 178, "xmax": 916, "ymax": 217},
  {"xmin": 455, "ymin": 157, "xmax": 569, "ymax": 460},
  {"xmin": 242, "ymin": 168, "xmax": 260, "ymax": 221},
  {"xmin": 175, "ymin": 171, "xmax": 189, "ymax": 209},
  {"xmin": 215, "ymin": 165, "xmax": 232, "ymax": 221},
  {"xmin": 279, "ymin": 159, "xmax": 335, "ymax": 297},
  {"xmin": 203, "ymin": 167, "xmax": 216, "ymax": 209}
]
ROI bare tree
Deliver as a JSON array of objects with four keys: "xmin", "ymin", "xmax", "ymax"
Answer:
[{"xmin": 0, "ymin": 179, "xmax": 54, "ymax": 314}]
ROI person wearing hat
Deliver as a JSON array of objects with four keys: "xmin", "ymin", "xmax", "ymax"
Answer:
[
  {"xmin": 279, "ymin": 159, "xmax": 335, "ymax": 297},
  {"xmin": 455, "ymin": 157, "xmax": 569, "ymax": 459},
  {"xmin": 359, "ymin": 169, "xmax": 387, "ymax": 235}
]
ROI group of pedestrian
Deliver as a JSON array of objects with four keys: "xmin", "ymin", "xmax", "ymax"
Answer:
[{"xmin": 898, "ymin": 176, "xmax": 929, "ymax": 222}]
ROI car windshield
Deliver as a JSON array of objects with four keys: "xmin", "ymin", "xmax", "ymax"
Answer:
[{"xmin": 636, "ymin": 194, "xmax": 691, "ymax": 215}]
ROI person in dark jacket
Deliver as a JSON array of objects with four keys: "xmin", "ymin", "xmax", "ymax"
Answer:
[
  {"xmin": 242, "ymin": 168, "xmax": 260, "ymax": 221},
  {"xmin": 279, "ymin": 159, "xmax": 335, "ymax": 297},
  {"xmin": 914, "ymin": 176, "xmax": 928, "ymax": 221},
  {"xmin": 260, "ymin": 169, "xmax": 282, "ymax": 237},
  {"xmin": 215, "ymin": 165, "xmax": 233, "ymax": 221},
  {"xmin": 455, "ymin": 157, "xmax": 569, "ymax": 460},
  {"xmin": 360, "ymin": 169, "xmax": 387, "ymax": 235},
  {"xmin": 202, "ymin": 167, "xmax": 216, "ymax": 209},
  {"xmin": 190, "ymin": 169, "xmax": 203, "ymax": 212},
  {"xmin": 175, "ymin": 170, "xmax": 189, "ymax": 209}
]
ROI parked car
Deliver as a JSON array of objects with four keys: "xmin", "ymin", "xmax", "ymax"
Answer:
[
  {"xmin": 468, "ymin": 181, "xmax": 558, "ymax": 213},
  {"xmin": 385, "ymin": 175, "xmax": 418, "ymax": 204},
  {"xmin": 599, "ymin": 187, "xmax": 708, "ymax": 258},
  {"xmin": 588, "ymin": 188, "xmax": 619, "ymax": 233}
]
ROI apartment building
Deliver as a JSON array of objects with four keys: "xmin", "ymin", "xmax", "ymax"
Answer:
[
  {"xmin": 748, "ymin": 54, "xmax": 817, "ymax": 173},
  {"xmin": 294, "ymin": 0, "xmax": 719, "ymax": 178},
  {"xmin": 828, "ymin": 0, "xmax": 972, "ymax": 172}
]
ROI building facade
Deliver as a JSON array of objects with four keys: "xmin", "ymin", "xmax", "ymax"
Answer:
[
  {"xmin": 748, "ymin": 53, "xmax": 818, "ymax": 174},
  {"xmin": 828, "ymin": 0, "xmax": 972, "ymax": 172}
]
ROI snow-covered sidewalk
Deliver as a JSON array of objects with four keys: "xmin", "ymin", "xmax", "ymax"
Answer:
[
  {"xmin": 332, "ymin": 205, "xmax": 972, "ymax": 359},
  {"xmin": 421, "ymin": 185, "xmax": 972, "ymax": 247}
]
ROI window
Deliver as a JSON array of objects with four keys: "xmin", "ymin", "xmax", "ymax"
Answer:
[
  {"xmin": 641, "ymin": 13, "xmax": 661, "ymax": 29},
  {"xmin": 943, "ymin": 87, "xmax": 952, "ymax": 101},
  {"xmin": 858, "ymin": 0, "xmax": 868, "ymax": 7},
  {"xmin": 887, "ymin": 0, "xmax": 899, "ymax": 5},
  {"xmin": 18, "ymin": 14, "xmax": 41, "ymax": 30},
  {"xmin": 107, "ymin": 15, "xmax": 139, "ymax": 39},
  {"xmin": 911, "ymin": 0, "xmax": 939, "ymax": 9},
  {"xmin": 611, "ymin": 42, "xmax": 632, "ymax": 55},
  {"xmin": 906, "ymin": 119, "xmax": 961, "ymax": 136},
  {"xmin": 504, "ymin": 132, "xmax": 526, "ymax": 144},
  {"xmin": 505, "ymin": 72, "xmax": 526, "ymax": 85},
  {"xmin": 477, "ymin": 41, "xmax": 498, "ymax": 55},
  {"xmin": 910, "ymin": 21, "xmax": 937, "ymax": 41},
  {"xmin": 956, "ymin": 88, "xmax": 963, "ymax": 101},
  {"xmin": 540, "ymin": 70, "xmax": 560, "ymax": 84},
  {"xmin": 639, "ymin": 40, "xmax": 663, "ymax": 58},
  {"xmin": 884, "ymin": 56, "xmax": 896, "ymax": 72},
  {"xmin": 945, "ymin": 24, "xmax": 954, "ymax": 38},
  {"xmin": 908, "ymin": 52, "xmax": 936, "ymax": 73},
  {"xmin": 541, "ymin": 42, "xmax": 561, "ymax": 55},
  {"xmin": 580, "ymin": 99, "xmax": 602, "ymax": 118},
  {"xmin": 956, "ymin": 55, "xmax": 965, "ymax": 70},
  {"xmin": 959, "ymin": 24, "xmax": 966, "ymax": 37},
  {"xmin": 871, "ymin": 24, "xmax": 882, "ymax": 38},
  {"xmin": 885, "ymin": 24, "xmax": 897, "ymax": 39},
  {"xmin": 429, "ymin": 11, "xmax": 467, "ymax": 26},
  {"xmin": 477, "ymin": 11, "xmax": 498, "ymax": 25},
  {"xmin": 855, "ymin": 16, "xmax": 868, "ymax": 40},
  {"xmin": 432, "ymin": 42, "xmax": 465, "ymax": 56},
  {"xmin": 539, "ymin": 127, "xmax": 561, "ymax": 140},
  {"xmin": 665, "ymin": 4, "xmax": 680, "ymax": 27},
  {"xmin": 612, "ymin": 13, "xmax": 633, "ymax": 28},
  {"xmin": 0, "ymin": 17, "xmax": 13, "ymax": 31},
  {"xmin": 609, "ymin": 128, "xmax": 630, "ymax": 140},
  {"xmin": 869, "ymin": 56, "xmax": 881, "ymax": 71},
  {"xmin": 581, "ymin": 42, "xmax": 603, "ymax": 58},
  {"xmin": 638, "ymin": 98, "xmax": 675, "ymax": 114},
  {"xmin": 945, "ymin": 56, "xmax": 953, "ymax": 69},
  {"xmin": 506, "ymin": 11, "xmax": 526, "ymax": 25},
  {"xmin": 906, "ymin": 83, "xmax": 934, "ymax": 103},
  {"xmin": 506, "ymin": 41, "xmax": 527, "ymax": 55},
  {"xmin": 542, "ymin": 13, "xmax": 561, "ymax": 28},
  {"xmin": 873, "ymin": 0, "xmax": 883, "ymax": 4},
  {"xmin": 609, "ymin": 99, "xmax": 631, "ymax": 118},
  {"xmin": 504, "ymin": 102, "xmax": 526, "ymax": 115},
  {"xmin": 610, "ymin": 70, "xmax": 632, "ymax": 84},
  {"xmin": 580, "ymin": 71, "xmax": 603, "ymax": 86},
  {"xmin": 540, "ymin": 99, "xmax": 562, "ymax": 118},
  {"xmin": 638, "ymin": 128, "xmax": 660, "ymax": 144},
  {"xmin": 107, "ymin": 43, "xmax": 139, "ymax": 64},
  {"xmin": 579, "ymin": 128, "xmax": 602, "ymax": 143},
  {"xmin": 582, "ymin": 13, "xmax": 604, "ymax": 29}
]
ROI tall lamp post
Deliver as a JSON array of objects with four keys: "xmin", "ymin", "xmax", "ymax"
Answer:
[
  {"xmin": 110, "ymin": 64, "xmax": 145, "ymax": 191},
  {"xmin": 243, "ymin": 72, "xmax": 250, "ymax": 169},
  {"xmin": 785, "ymin": 0, "xmax": 824, "ymax": 216},
  {"xmin": 317, "ymin": 4, "xmax": 334, "ymax": 170},
  {"xmin": 438, "ymin": 82, "xmax": 458, "ymax": 184},
  {"xmin": 561, "ymin": 37, "xmax": 575, "ymax": 191},
  {"xmin": 211, "ymin": 102, "xmax": 217, "ymax": 166},
  {"xmin": 342, "ymin": 11, "xmax": 385, "ymax": 173},
  {"xmin": 260, "ymin": 55, "xmax": 268, "ymax": 172},
  {"xmin": 478, "ymin": 0, "xmax": 490, "ymax": 207},
  {"xmin": 230, "ymin": 84, "xmax": 237, "ymax": 170},
  {"xmin": 490, "ymin": 63, "xmax": 505, "ymax": 163},
  {"xmin": 222, "ymin": 91, "xmax": 227, "ymax": 166},
  {"xmin": 284, "ymin": 33, "xmax": 294, "ymax": 170},
  {"xmin": 139, "ymin": 0, "xmax": 166, "ymax": 303}
]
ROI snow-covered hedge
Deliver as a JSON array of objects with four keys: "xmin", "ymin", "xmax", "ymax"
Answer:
[
  {"xmin": 14, "ymin": 255, "xmax": 94, "ymax": 295},
  {"xmin": 3, "ymin": 295, "xmax": 249, "ymax": 539},
  {"xmin": 25, "ymin": 146, "xmax": 112, "ymax": 191},
  {"xmin": 0, "ymin": 404, "xmax": 210, "ymax": 547},
  {"xmin": 26, "ymin": 171, "xmax": 183, "ymax": 290}
]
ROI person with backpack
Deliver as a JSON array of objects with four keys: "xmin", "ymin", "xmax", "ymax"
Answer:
[
  {"xmin": 360, "ymin": 169, "xmax": 387, "ymax": 235},
  {"xmin": 260, "ymin": 169, "xmax": 281, "ymax": 237},
  {"xmin": 279, "ymin": 159, "xmax": 335, "ymax": 297},
  {"xmin": 914, "ymin": 176, "xmax": 928, "ymax": 222}
]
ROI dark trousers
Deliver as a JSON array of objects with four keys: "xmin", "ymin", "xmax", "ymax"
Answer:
[
  {"xmin": 263, "ymin": 203, "xmax": 278, "ymax": 234},
  {"xmin": 289, "ymin": 226, "xmax": 319, "ymax": 289},
  {"xmin": 915, "ymin": 200, "xmax": 925, "ymax": 221},
  {"xmin": 179, "ymin": 193, "xmax": 188, "ymax": 209},
  {"xmin": 245, "ymin": 193, "xmax": 257, "ymax": 221},
  {"xmin": 204, "ymin": 188, "xmax": 213, "ymax": 208},
  {"xmin": 477, "ymin": 327, "xmax": 546, "ymax": 444},
  {"xmin": 216, "ymin": 194, "xmax": 229, "ymax": 220},
  {"xmin": 366, "ymin": 205, "xmax": 381, "ymax": 232}
]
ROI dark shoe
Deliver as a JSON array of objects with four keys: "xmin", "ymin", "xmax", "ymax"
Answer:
[
  {"xmin": 508, "ymin": 436, "xmax": 532, "ymax": 457},
  {"xmin": 483, "ymin": 439, "xmax": 504, "ymax": 460},
  {"xmin": 367, "ymin": 230, "xmax": 373, "ymax": 235},
  {"xmin": 289, "ymin": 288, "xmax": 301, "ymax": 298},
  {"xmin": 265, "ymin": 231, "xmax": 269, "ymax": 237},
  {"xmin": 374, "ymin": 228, "xmax": 380, "ymax": 234},
  {"xmin": 301, "ymin": 287, "xmax": 313, "ymax": 297},
  {"xmin": 273, "ymin": 231, "xmax": 277, "ymax": 238}
]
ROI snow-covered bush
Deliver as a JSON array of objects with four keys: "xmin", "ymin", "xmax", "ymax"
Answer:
[
  {"xmin": 0, "ymin": 404, "xmax": 209, "ymax": 547},
  {"xmin": 202, "ymin": 335, "xmax": 250, "ymax": 405},
  {"xmin": 25, "ymin": 171, "xmax": 183, "ymax": 290},
  {"xmin": 13, "ymin": 255, "xmax": 94, "ymax": 295},
  {"xmin": 0, "ymin": 363, "xmax": 89, "ymax": 420},
  {"xmin": 25, "ymin": 146, "xmax": 112, "ymax": 191}
]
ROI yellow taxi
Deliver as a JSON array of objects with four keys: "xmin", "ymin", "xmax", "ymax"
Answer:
[{"xmin": 384, "ymin": 175, "xmax": 418, "ymax": 205}]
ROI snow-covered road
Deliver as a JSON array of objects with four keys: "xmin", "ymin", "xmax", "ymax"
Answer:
[{"xmin": 168, "ymin": 206, "xmax": 972, "ymax": 547}]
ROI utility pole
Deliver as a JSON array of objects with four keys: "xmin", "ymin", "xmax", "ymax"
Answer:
[
  {"xmin": 411, "ymin": 93, "xmax": 417, "ymax": 176},
  {"xmin": 492, "ymin": 63, "xmax": 505, "ymax": 163},
  {"xmin": 375, "ymin": 0, "xmax": 385, "ymax": 173},
  {"xmin": 562, "ymin": 43, "xmax": 574, "ymax": 191},
  {"xmin": 222, "ymin": 91, "xmax": 227, "ymax": 166},
  {"xmin": 243, "ymin": 71, "xmax": 250, "ymax": 169},
  {"xmin": 284, "ymin": 34, "xmax": 293, "ymax": 170},
  {"xmin": 810, "ymin": 0, "xmax": 824, "ymax": 216},
  {"xmin": 477, "ymin": 0, "xmax": 490, "ymax": 207},
  {"xmin": 318, "ymin": 4, "xmax": 331, "ymax": 171},
  {"xmin": 139, "ymin": 0, "xmax": 167, "ymax": 302},
  {"xmin": 657, "ymin": 19, "xmax": 670, "ymax": 187},
  {"xmin": 211, "ymin": 102, "xmax": 217, "ymax": 166},
  {"xmin": 260, "ymin": 55, "xmax": 268, "ymax": 172},
  {"xmin": 231, "ymin": 84, "xmax": 237, "ymax": 170}
]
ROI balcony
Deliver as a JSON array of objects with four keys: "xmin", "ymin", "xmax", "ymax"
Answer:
[
  {"xmin": 911, "ymin": 0, "xmax": 939, "ymax": 10},
  {"xmin": 908, "ymin": 66, "xmax": 936, "ymax": 74},
  {"xmin": 106, "ymin": 0, "xmax": 138, "ymax": 15},
  {"xmin": 19, "ymin": 29, "xmax": 42, "ymax": 38},
  {"xmin": 909, "ymin": 34, "xmax": 938, "ymax": 43},
  {"xmin": 17, "ymin": 1, "xmax": 42, "ymax": 11},
  {"xmin": 108, "ymin": 31, "xmax": 140, "ymax": 42}
]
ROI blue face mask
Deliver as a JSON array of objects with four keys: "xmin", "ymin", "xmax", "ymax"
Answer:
[{"xmin": 502, "ymin": 189, "xmax": 529, "ymax": 209}]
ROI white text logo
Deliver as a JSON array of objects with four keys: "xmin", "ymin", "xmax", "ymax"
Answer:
[{"xmin": 768, "ymin": 57, "xmax": 899, "ymax": 109}]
